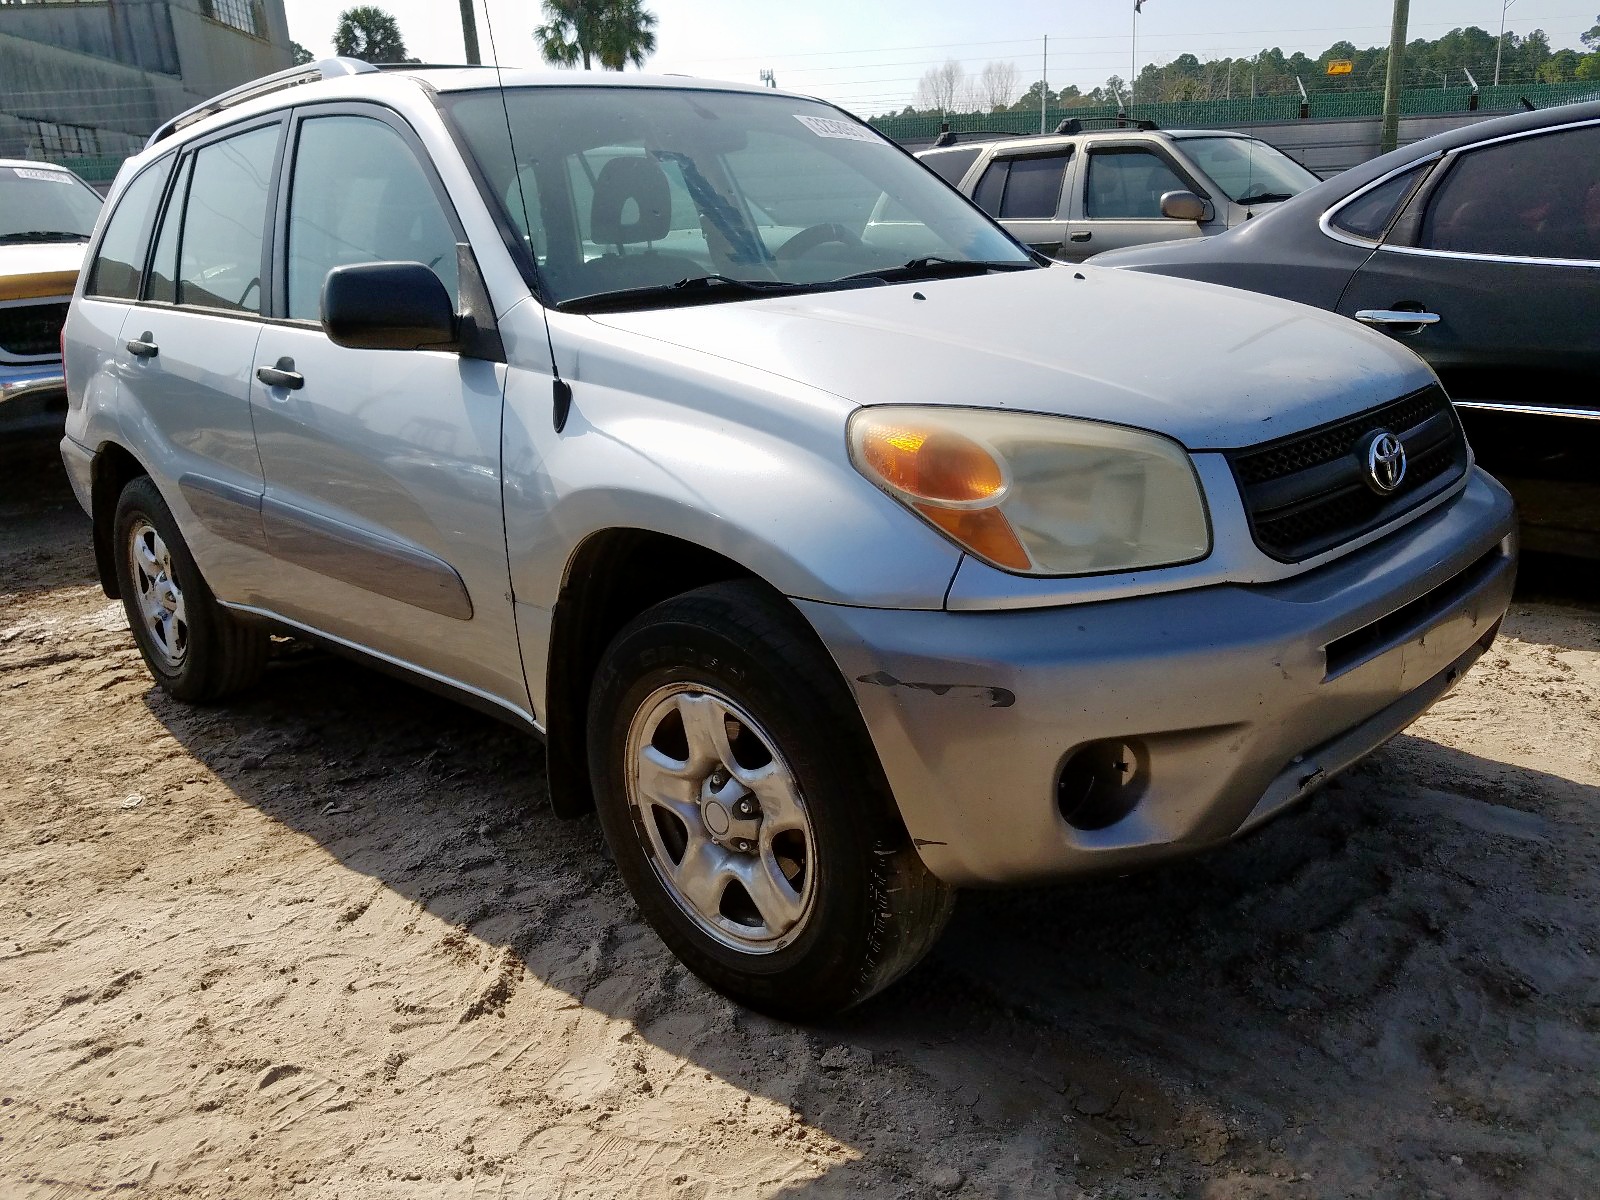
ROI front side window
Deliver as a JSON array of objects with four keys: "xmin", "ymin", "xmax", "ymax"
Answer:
[
  {"xmin": 444, "ymin": 87, "xmax": 1031, "ymax": 307},
  {"xmin": 285, "ymin": 115, "xmax": 461, "ymax": 322},
  {"xmin": 86, "ymin": 159, "xmax": 171, "ymax": 300},
  {"xmin": 170, "ymin": 123, "xmax": 279, "ymax": 314},
  {"xmin": 1420, "ymin": 124, "xmax": 1600, "ymax": 261},
  {"xmin": 0, "ymin": 164, "xmax": 102, "ymax": 245},
  {"xmin": 1172, "ymin": 135, "xmax": 1317, "ymax": 205},
  {"xmin": 1084, "ymin": 148, "xmax": 1191, "ymax": 220}
]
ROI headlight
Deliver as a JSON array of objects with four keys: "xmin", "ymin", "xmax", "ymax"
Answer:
[{"xmin": 848, "ymin": 406, "xmax": 1210, "ymax": 576}]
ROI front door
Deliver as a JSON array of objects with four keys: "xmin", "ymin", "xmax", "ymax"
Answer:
[
  {"xmin": 249, "ymin": 106, "xmax": 526, "ymax": 715},
  {"xmin": 1067, "ymin": 142, "xmax": 1219, "ymax": 261}
]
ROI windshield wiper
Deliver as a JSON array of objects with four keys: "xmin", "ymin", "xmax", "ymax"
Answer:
[
  {"xmin": 1234, "ymin": 192, "xmax": 1295, "ymax": 206},
  {"xmin": 561, "ymin": 273, "xmax": 815, "ymax": 313},
  {"xmin": 835, "ymin": 256, "xmax": 1036, "ymax": 284},
  {"xmin": 0, "ymin": 230, "xmax": 90, "ymax": 244}
]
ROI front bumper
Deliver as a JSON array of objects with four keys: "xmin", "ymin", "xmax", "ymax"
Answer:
[
  {"xmin": 797, "ymin": 467, "xmax": 1517, "ymax": 886},
  {"xmin": 1, "ymin": 361, "xmax": 66, "ymax": 407}
]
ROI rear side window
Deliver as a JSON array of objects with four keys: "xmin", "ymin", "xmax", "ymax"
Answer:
[
  {"xmin": 1084, "ymin": 148, "xmax": 1190, "ymax": 219},
  {"xmin": 1420, "ymin": 124, "xmax": 1600, "ymax": 260},
  {"xmin": 86, "ymin": 160, "xmax": 171, "ymax": 300},
  {"xmin": 1330, "ymin": 164, "xmax": 1427, "ymax": 241},
  {"xmin": 971, "ymin": 151, "xmax": 1071, "ymax": 219},
  {"xmin": 285, "ymin": 115, "xmax": 461, "ymax": 322},
  {"xmin": 920, "ymin": 147, "xmax": 981, "ymax": 187},
  {"xmin": 173, "ymin": 123, "xmax": 280, "ymax": 314}
]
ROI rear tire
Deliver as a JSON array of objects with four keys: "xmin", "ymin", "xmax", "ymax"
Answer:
[
  {"xmin": 588, "ymin": 580, "xmax": 954, "ymax": 1020},
  {"xmin": 112, "ymin": 475, "xmax": 266, "ymax": 702}
]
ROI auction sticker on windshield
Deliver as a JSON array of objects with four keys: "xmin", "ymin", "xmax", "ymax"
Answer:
[
  {"xmin": 9, "ymin": 168, "xmax": 74, "ymax": 183},
  {"xmin": 794, "ymin": 115, "xmax": 881, "ymax": 143}
]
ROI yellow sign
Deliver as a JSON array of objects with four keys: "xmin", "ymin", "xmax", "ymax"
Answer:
[{"xmin": 1327, "ymin": 60, "xmax": 1354, "ymax": 75}]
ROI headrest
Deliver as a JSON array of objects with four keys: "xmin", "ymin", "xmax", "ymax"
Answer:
[{"xmin": 590, "ymin": 156, "xmax": 672, "ymax": 246}]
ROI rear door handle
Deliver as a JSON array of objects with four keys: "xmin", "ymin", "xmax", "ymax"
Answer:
[
  {"xmin": 125, "ymin": 333, "xmax": 158, "ymax": 358},
  {"xmin": 256, "ymin": 357, "xmax": 304, "ymax": 390},
  {"xmin": 1354, "ymin": 309, "xmax": 1440, "ymax": 329},
  {"xmin": 1069, "ymin": 231, "xmax": 1092, "ymax": 243}
]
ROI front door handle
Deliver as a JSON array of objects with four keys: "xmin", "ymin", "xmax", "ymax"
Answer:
[
  {"xmin": 1354, "ymin": 309, "xmax": 1441, "ymax": 331},
  {"xmin": 256, "ymin": 357, "xmax": 305, "ymax": 390},
  {"xmin": 1069, "ymin": 231, "xmax": 1092, "ymax": 243},
  {"xmin": 125, "ymin": 333, "xmax": 158, "ymax": 358}
]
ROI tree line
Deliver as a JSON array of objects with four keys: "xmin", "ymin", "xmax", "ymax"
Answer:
[
  {"xmin": 892, "ymin": 19, "xmax": 1600, "ymax": 119},
  {"xmin": 292, "ymin": 3, "xmax": 658, "ymax": 72}
]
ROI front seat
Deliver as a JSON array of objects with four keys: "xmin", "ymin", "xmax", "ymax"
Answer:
[{"xmin": 580, "ymin": 156, "xmax": 703, "ymax": 293}]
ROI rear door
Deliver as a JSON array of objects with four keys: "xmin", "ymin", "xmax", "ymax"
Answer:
[
  {"xmin": 111, "ymin": 118, "xmax": 284, "ymax": 601},
  {"xmin": 968, "ymin": 146, "xmax": 1075, "ymax": 259},
  {"xmin": 1336, "ymin": 120, "xmax": 1600, "ymax": 418},
  {"xmin": 1066, "ymin": 140, "xmax": 1221, "ymax": 260},
  {"xmin": 248, "ymin": 104, "xmax": 526, "ymax": 714}
]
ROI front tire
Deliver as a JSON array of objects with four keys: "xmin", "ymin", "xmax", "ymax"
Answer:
[
  {"xmin": 588, "ymin": 581, "xmax": 954, "ymax": 1020},
  {"xmin": 112, "ymin": 475, "xmax": 266, "ymax": 702}
]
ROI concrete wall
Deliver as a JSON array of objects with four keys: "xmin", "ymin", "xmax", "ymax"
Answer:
[
  {"xmin": 1228, "ymin": 113, "xmax": 1503, "ymax": 178},
  {"xmin": 0, "ymin": 0, "xmax": 291, "ymax": 163}
]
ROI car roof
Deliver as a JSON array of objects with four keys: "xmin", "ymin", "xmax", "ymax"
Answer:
[{"xmin": 0, "ymin": 159, "xmax": 77, "ymax": 173}]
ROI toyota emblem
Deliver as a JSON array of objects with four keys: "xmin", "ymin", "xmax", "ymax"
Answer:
[{"xmin": 1363, "ymin": 430, "xmax": 1408, "ymax": 494}]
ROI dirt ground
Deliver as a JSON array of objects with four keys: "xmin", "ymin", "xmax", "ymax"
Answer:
[{"xmin": 1, "ymin": 427, "xmax": 1597, "ymax": 1200}]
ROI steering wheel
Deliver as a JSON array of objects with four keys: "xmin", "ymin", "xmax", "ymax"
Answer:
[{"xmin": 775, "ymin": 222, "xmax": 867, "ymax": 262}]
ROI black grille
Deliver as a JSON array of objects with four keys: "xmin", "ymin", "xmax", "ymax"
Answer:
[
  {"xmin": 1228, "ymin": 386, "xmax": 1468, "ymax": 562},
  {"xmin": 0, "ymin": 302, "xmax": 69, "ymax": 358}
]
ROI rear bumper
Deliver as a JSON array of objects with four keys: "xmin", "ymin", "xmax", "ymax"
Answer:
[
  {"xmin": 797, "ymin": 467, "xmax": 1517, "ymax": 886},
  {"xmin": 0, "ymin": 362, "xmax": 66, "ymax": 407}
]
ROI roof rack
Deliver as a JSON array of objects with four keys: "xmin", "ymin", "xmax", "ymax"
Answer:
[
  {"xmin": 146, "ymin": 58, "xmax": 378, "ymax": 147},
  {"xmin": 930, "ymin": 126, "xmax": 1027, "ymax": 148},
  {"xmin": 1054, "ymin": 116, "xmax": 1160, "ymax": 134}
]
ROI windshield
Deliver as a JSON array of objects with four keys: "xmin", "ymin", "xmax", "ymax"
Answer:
[
  {"xmin": 443, "ymin": 87, "xmax": 1032, "ymax": 308},
  {"xmin": 1172, "ymin": 135, "xmax": 1318, "ymax": 204},
  {"xmin": 0, "ymin": 165, "xmax": 102, "ymax": 242}
]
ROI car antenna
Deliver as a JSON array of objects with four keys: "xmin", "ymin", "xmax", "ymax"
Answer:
[{"xmin": 481, "ymin": 2, "xmax": 573, "ymax": 432}]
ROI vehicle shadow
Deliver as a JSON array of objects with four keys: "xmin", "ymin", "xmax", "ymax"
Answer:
[{"xmin": 137, "ymin": 643, "xmax": 1600, "ymax": 1199}]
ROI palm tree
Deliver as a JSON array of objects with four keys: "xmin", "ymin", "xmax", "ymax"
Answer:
[
  {"xmin": 333, "ymin": 6, "xmax": 410, "ymax": 64},
  {"xmin": 534, "ymin": 0, "xmax": 656, "ymax": 71}
]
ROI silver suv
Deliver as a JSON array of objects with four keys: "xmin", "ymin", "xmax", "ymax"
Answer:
[
  {"xmin": 62, "ymin": 60, "xmax": 1515, "ymax": 1018},
  {"xmin": 919, "ymin": 124, "xmax": 1319, "ymax": 261}
]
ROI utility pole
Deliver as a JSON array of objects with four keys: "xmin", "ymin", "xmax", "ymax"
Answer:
[
  {"xmin": 759, "ymin": 69, "xmax": 777, "ymax": 88},
  {"xmin": 1380, "ymin": 0, "xmax": 1409, "ymax": 154},
  {"xmin": 1041, "ymin": 35, "xmax": 1048, "ymax": 134},
  {"xmin": 1494, "ymin": 0, "xmax": 1519, "ymax": 87},
  {"xmin": 459, "ymin": 0, "xmax": 481, "ymax": 65}
]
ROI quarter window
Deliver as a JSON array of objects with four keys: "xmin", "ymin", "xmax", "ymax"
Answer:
[
  {"xmin": 86, "ymin": 160, "xmax": 171, "ymax": 300},
  {"xmin": 1420, "ymin": 124, "xmax": 1600, "ymax": 261},
  {"xmin": 171, "ymin": 124, "xmax": 280, "ymax": 314},
  {"xmin": 1084, "ymin": 148, "xmax": 1191, "ymax": 220},
  {"xmin": 285, "ymin": 116, "xmax": 460, "ymax": 322},
  {"xmin": 1330, "ymin": 164, "xmax": 1427, "ymax": 241}
]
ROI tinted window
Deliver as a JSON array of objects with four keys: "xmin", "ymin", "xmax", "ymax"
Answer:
[
  {"xmin": 286, "ymin": 116, "xmax": 460, "ymax": 322},
  {"xmin": 921, "ymin": 147, "xmax": 981, "ymax": 187},
  {"xmin": 999, "ymin": 153, "xmax": 1070, "ymax": 219},
  {"xmin": 175, "ymin": 124, "xmax": 279, "ymax": 313},
  {"xmin": 86, "ymin": 160, "xmax": 170, "ymax": 300},
  {"xmin": 1331, "ymin": 165, "xmax": 1427, "ymax": 241},
  {"xmin": 1421, "ymin": 124, "xmax": 1600, "ymax": 260},
  {"xmin": 1085, "ymin": 148, "xmax": 1190, "ymax": 219},
  {"xmin": 971, "ymin": 160, "xmax": 1007, "ymax": 216}
]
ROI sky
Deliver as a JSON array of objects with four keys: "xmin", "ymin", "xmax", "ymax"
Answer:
[{"xmin": 282, "ymin": 1, "xmax": 1599, "ymax": 116}]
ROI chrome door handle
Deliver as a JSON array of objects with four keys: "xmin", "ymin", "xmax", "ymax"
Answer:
[
  {"xmin": 125, "ymin": 333, "xmax": 158, "ymax": 358},
  {"xmin": 1354, "ymin": 309, "xmax": 1440, "ymax": 328},
  {"xmin": 256, "ymin": 357, "xmax": 304, "ymax": 390}
]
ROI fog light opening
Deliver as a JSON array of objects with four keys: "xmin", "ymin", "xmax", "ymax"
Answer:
[{"xmin": 1056, "ymin": 740, "xmax": 1147, "ymax": 831}]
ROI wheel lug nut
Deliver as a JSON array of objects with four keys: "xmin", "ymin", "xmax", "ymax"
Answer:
[{"xmin": 734, "ymin": 839, "xmax": 752, "ymax": 853}]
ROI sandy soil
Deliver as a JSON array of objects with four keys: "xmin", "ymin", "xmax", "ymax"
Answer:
[{"xmin": 2, "ymin": 428, "xmax": 1597, "ymax": 1200}]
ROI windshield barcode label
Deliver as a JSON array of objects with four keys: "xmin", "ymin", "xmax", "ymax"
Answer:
[{"xmin": 794, "ymin": 116, "xmax": 880, "ymax": 143}]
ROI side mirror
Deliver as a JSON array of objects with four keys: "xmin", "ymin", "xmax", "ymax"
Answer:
[
  {"xmin": 322, "ymin": 261, "xmax": 456, "ymax": 351},
  {"xmin": 1160, "ymin": 190, "xmax": 1209, "ymax": 223}
]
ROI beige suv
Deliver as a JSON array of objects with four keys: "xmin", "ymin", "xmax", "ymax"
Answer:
[{"xmin": 918, "ymin": 123, "xmax": 1318, "ymax": 262}]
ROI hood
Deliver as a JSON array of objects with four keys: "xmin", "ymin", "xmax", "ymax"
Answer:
[
  {"xmin": 588, "ymin": 264, "xmax": 1435, "ymax": 450},
  {"xmin": 0, "ymin": 241, "xmax": 86, "ymax": 302}
]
